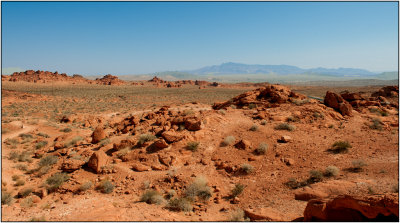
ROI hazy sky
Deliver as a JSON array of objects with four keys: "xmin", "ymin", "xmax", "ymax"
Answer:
[{"xmin": 2, "ymin": 2, "xmax": 398, "ymax": 75}]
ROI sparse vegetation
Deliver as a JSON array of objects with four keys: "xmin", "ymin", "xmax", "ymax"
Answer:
[
  {"xmin": 46, "ymin": 172, "xmax": 70, "ymax": 192},
  {"xmin": 324, "ymin": 166, "xmax": 339, "ymax": 177},
  {"xmin": 35, "ymin": 141, "xmax": 48, "ymax": 150},
  {"xmin": 1, "ymin": 191, "xmax": 13, "ymax": 205},
  {"xmin": 64, "ymin": 136, "xmax": 83, "ymax": 148},
  {"xmin": 240, "ymin": 164, "xmax": 254, "ymax": 174},
  {"xmin": 61, "ymin": 127, "xmax": 72, "ymax": 132},
  {"xmin": 79, "ymin": 181, "xmax": 93, "ymax": 192},
  {"xmin": 286, "ymin": 116, "xmax": 299, "ymax": 122},
  {"xmin": 15, "ymin": 179, "xmax": 26, "ymax": 186},
  {"xmin": 39, "ymin": 155, "xmax": 58, "ymax": 167},
  {"xmin": 138, "ymin": 134, "xmax": 156, "ymax": 145},
  {"xmin": 274, "ymin": 123, "xmax": 295, "ymax": 131},
  {"xmin": 255, "ymin": 143, "xmax": 268, "ymax": 155},
  {"xmin": 165, "ymin": 189, "xmax": 176, "ymax": 200},
  {"xmin": 249, "ymin": 124, "xmax": 258, "ymax": 131},
  {"xmin": 18, "ymin": 188, "xmax": 33, "ymax": 198},
  {"xmin": 308, "ymin": 170, "xmax": 324, "ymax": 183},
  {"xmin": 370, "ymin": 118, "xmax": 383, "ymax": 130},
  {"xmin": 231, "ymin": 183, "xmax": 245, "ymax": 198},
  {"xmin": 141, "ymin": 190, "xmax": 165, "ymax": 204},
  {"xmin": 37, "ymin": 132, "xmax": 50, "ymax": 138},
  {"xmin": 222, "ymin": 136, "xmax": 235, "ymax": 146},
  {"xmin": 99, "ymin": 138, "xmax": 111, "ymax": 147},
  {"xmin": 229, "ymin": 209, "xmax": 246, "ymax": 221},
  {"xmin": 186, "ymin": 141, "xmax": 200, "ymax": 151},
  {"xmin": 329, "ymin": 140, "xmax": 352, "ymax": 154},
  {"xmin": 167, "ymin": 197, "xmax": 192, "ymax": 212},
  {"xmin": 21, "ymin": 196, "xmax": 34, "ymax": 208},
  {"xmin": 185, "ymin": 176, "xmax": 212, "ymax": 201},
  {"xmin": 350, "ymin": 160, "xmax": 367, "ymax": 172},
  {"xmin": 97, "ymin": 180, "xmax": 114, "ymax": 194}
]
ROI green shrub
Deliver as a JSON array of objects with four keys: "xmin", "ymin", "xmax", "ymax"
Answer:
[
  {"xmin": 351, "ymin": 160, "xmax": 367, "ymax": 172},
  {"xmin": 167, "ymin": 198, "xmax": 192, "ymax": 212},
  {"xmin": 329, "ymin": 141, "xmax": 352, "ymax": 154},
  {"xmin": 255, "ymin": 143, "xmax": 268, "ymax": 155},
  {"xmin": 221, "ymin": 136, "xmax": 235, "ymax": 146},
  {"xmin": 370, "ymin": 118, "xmax": 383, "ymax": 130},
  {"xmin": 1, "ymin": 191, "xmax": 13, "ymax": 205},
  {"xmin": 141, "ymin": 190, "xmax": 165, "ymax": 204},
  {"xmin": 186, "ymin": 141, "xmax": 200, "ymax": 151},
  {"xmin": 97, "ymin": 180, "xmax": 114, "ymax": 194},
  {"xmin": 39, "ymin": 155, "xmax": 58, "ymax": 167},
  {"xmin": 240, "ymin": 164, "xmax": 254, "ymax": 174},
  {"xmin": 46, "ymin": 173, "xmax": 70, "ymax": 192},
  {"xmin": 274, "ymin": 123, "xmax": 296, "ymax": 131},
  {"xmin": 231, "ymin": 183, "xmax": 245, "ymax": 198},
  {"xmin": 35, "ymin": 141, "xmax": 48, "ymax": 150},
  {"xmin": 249, "ymin": 124, "xmax": 258, "ymax": 131},
  {"xmin": 79, "ymin": 181, "xmax": 93, "ymax": 192},
  {"xmin": 138, "ymin": 134, "xmax": 156, "ymax": 145},
  {"xmin": 324, "ymin": 166, "xmax": 339, "ymax": 177}
]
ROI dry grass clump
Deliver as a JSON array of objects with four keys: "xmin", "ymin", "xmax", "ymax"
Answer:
[
  {"xmin": 138, "ymin": 134, "xmax": 156, "ymax": 145},
  {"xmin": 308, "ymin": 170, "xmax": 324, "ymax": 183},
  {"xmin": 97, "ymin": 180, "xmax": 114, "ymax": 194},
  {"xmin": 64, "ymin": 136, "xmax": 83, "ymax": 148},
  {"xmin": 329, "ymin": 140, "xmax": 352, "ymax": 154},
  {"xmin": 185, "ymin": 176, "xmax": 212, "ymax": 201},
  {"xmin": 255, "ymin": 143, "xmax": 268, "ymax": 155},
  {"xmin": 39, "ymin": 155, "xmax": 58, "ymax": 167},
  {"xmin": 78, "ymin": 181, "xmax": 93, "ymax": 192},
  {"xmin": 18, "ymin": 188, "xmax": 33, "ymax": 198},
  {"xmin": 231, "ymin": 183, "xmax": 245, "ymax": 198},
  {"xmin": 221, "ymin": 136, "xmax": 235, "ymax": 146},
  {"xmin": 249, "ymin": 124, "xmax": 259, "ymax": 131},
  {"xmin": 370, "ymin": 118, "xmax": 383, "ymax": 130},
  {"xmin": 274, "ymin": 123, "xmax": 296, "ymax": 131},
  {"xmin": 240, "ymin": 164, "xmax": 254, "ymax": 174},
  {"xmin": 186, "ymin": 141, "xmax": 200, "ymax": 151},
  {"xmin": 141, "ymin": 190, "xmax": 165, "ymax": 204},
  {"xmin": 350, "ymin": 160, "xmax": 367, "ymax": 172},
  {"xmin": 1, "ymin": 191, "xmax": 13, "ymax": 205},
  {"xmin": 167, "ymin": 197, "xmax": 192, "ymax": 212},
  {"xmin": 35, "ymin": 141, "xmax": 48, "ymax": 150},
  {"xmin": 229, "ymin": 209, "xmax": 247, "ymax": 221},
  {"xmin": 46, "ymin": 172, "xmax": 70, "ymax": 192},
  {"xmin": 324, "ymin": 166, "xmax": 339, "ymax": 177},
  {"xmin": 15, "ymin": 179, "xmax": 26, "ymax": 186}
]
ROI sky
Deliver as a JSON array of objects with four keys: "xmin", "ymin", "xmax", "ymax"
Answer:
[{"xmin": 1, "ymin": 2, "xmax": 398, "ymax": 75}]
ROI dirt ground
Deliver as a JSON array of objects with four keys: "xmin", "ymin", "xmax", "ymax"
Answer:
[{"xmin": 1, "ymin": 81, "xmax": 398, "ymax": 221}]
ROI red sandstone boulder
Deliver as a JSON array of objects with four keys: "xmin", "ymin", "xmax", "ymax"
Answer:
[
  {"xmin": 234, "ymin": 139, "xmax": 251, "ymax": 150},
  {"xmin": 91, "ymin": 126, "xmax": 106, "ymax": 144},
  {"xmin": 61, "ymin": 159, "xmax": 86, "ymax": 172},
  {"xmin": 161, "ymin": 130, "xmax": 183, "ymax": 143},
  {"xmin": 324, "ymin": 91, "xmax": 353, "ymax": 116},
  {"xmin": 88, "ymin": 150, "xmax": 109, "ymax": 173}
]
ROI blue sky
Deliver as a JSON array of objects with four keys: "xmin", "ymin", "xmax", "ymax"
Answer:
[{"xmin": 2, "ymin": 2, "xmax": 398, "ymax": 75}]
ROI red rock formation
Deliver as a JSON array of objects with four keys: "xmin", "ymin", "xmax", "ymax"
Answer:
[
  {"xmin": 324, "ymin": 91, "xmax": 353, "ymax": 116},
  {"xmin": 303, "ymin": 193, "xmax": 399, "ymax": 221},
  {"xmin": 96, "ymin": 74, "xmax": 125, "ymax": 85}
]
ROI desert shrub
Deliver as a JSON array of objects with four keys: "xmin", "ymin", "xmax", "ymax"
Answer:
[
  {"xmin": 249, "ymin": 124, "xmax": 258, "ymax": 131},
  {"xmin": 260, "ymin": 120, "xmax": 267, "ymax": 125},
  {"xmin": 79, "ymin": 181, "xmax": 93, "ymax": 192},
  {"xmin": 64, "ymin": 136, "xmax": 83, "ymax": 148},
  {"xmin": 15, "ymin": 179, "xmax": 25, "ymax": 186},
  {"xmin": 308, "ymin": 170, "xmax": 324, "ymax": 183},
  {"xmin": 12, "ymin": 175, "xmax": 20, "ymax": 181},
  {"xmin": 19, "ymin": 133, "xmax": 33, "ymax": 140},
  {"xmin": 35, "ymin": 141, "xmax": 48, "ymax": 150},
  {"xmin": 255, "ymin": 143, "xmax": 268, "ymax": 155},
  {"xmin": 231, "ymin": 183, "xmax": 245, "ymax": 198},
  {"xmin": 285, "ymin": 178, "xmax": 301, "ymax": 189},
  {"xmin": 9, "ymin": 151, "xmax": 19, "ymax": 161},
  {"xmin": 167, "ymin": 197, "xmax": 192, "ymax": 212},
  {"xmin": 29, "ymin": 216, "xmax": 46, "ymax": 222},
  {"xmin": 138, "ymin": 134, "xmax": 156, "ymax": 145},
  {"xmin": 324, "ymin": 166, "xmax": 339, "ymax": 177},
  {"xmin": 18, "ymin": 188, "xmax": 33, "ymax": 198},
  {"xmin": 1, "ymin": 191, "xmax": 13, "ymax": 205},
  {"xmin": 274, "ymin": 123, "xmax": 295, "ymax": 131},
  {"xmin": 329, "ymin": 140, "xmax": 352, "ymax": 154},
  {"xmin": 20, "ymin": 196, "xmax": 34, "ymax": 208},
  {"xmin": 39, "ymin": 155, "xmax": 58, "ymax": 167},
  {"xmin": 99, "ymin": 138, "xmax": 111, "ymax": 147},
  {"xmin": 229, "ymin": 209, "xmax": 246, "ymax": 221},
  {"xmin": 351, "ymin": 160, "xmax": 367, "ymax": 172},
  {"xmin": 240, "ymin": 164, "xmax": 254, "ymax": 174},
  {"xmin": 370, "ymin": 118, "xmax": 383, "ymax": 130},
  {"xmin": 97, "ymin": 180, "xmax": 114, "ymax": 194},
  {"xmin": 46, "ymin": 172, "xmax": 70, "ymax": 192},
  {"xmin": 367, "ymin": 186, "xmax": 375, "ymax": 195},
  {"xmin": 61, "ymin": 128, "xmax": 72, "ymax": 132},
  {"xmin": 185, "ymin": 176, "xmax": 212, "ymax": 201},
  {"xmin": 37, "ymin": 132, "xmax": 50, "ymax": 138},
  {"xmin": 370, "ymin": 108, "xmax": 388, "ymax": 116},
  {"xmin": 15, "ymin": 164, "xmax": 28, "ymax": 171},
  {"xmin": 18, "ymin": 151, "xmax": 33, "ymax": 163},
  {"xmin": 248, "ymin": 104, "xmax": 256, "ymax": 109},
  {"xmin": 5, "ymin": 138, "xmax": 19, "ymax": 146},
  {"xmin": 221, "ymin": 136, "xmax": 235, "ymax": 146},
  {"xmin": 186, "ymin": 141, "xmax": 200, "ymax": 151},
  {"xmin": 218, "ymin": 109, "xmax": 226, "ymax": 115},
  {"xmin": 36, "ymin": 166, "xmax": 52, "ymax": 177},
  {"xmin": 165, "ymin": 189, "xmax": 176, "ymax": 199},
  {"xmin": 230, "ymin": 104, "xmax": 237, "ymax": 109},
  {"xmin": 286, "ymin": 116, "xmax": 299, "ymax": 122},
  {"xmin": 313, "ymin": 112, "xmax": 324, "ymax": 119},
  {"xmin": 141, "ymin": 190, "xmax": 165, "ymax": 204}
]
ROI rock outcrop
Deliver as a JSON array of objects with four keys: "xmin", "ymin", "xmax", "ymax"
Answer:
[{"xmin": 324, "ymin": 91, "xmax": 353, "ymax": 116}]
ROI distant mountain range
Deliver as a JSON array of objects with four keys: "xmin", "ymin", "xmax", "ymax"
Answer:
[{"xmin": 186, "ymin": 62, "xmax": 380, "ymax": 77}]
